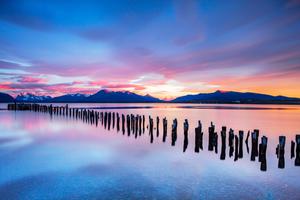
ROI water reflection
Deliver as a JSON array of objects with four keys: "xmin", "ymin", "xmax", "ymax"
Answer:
[
  {"xmin": 5, "ymin": 103, "xmax": 300, "ymax": 172},
  {"xmin": 1, "ymin": 103, "xmax": 300, "ymax": 199}
]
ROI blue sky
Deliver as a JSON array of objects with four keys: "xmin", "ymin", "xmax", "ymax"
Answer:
[{"xmin": 0, "ymin": 0, "xmax": 300, "ymax": 99}]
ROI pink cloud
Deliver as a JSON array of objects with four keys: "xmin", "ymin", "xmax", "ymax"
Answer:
[{"xmin": 18, "ymin": 75, "xmax": 47, "ymax": 83}]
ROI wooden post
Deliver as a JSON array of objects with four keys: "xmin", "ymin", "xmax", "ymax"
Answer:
[
  {"xmin": 142, "ymin": 115, "xmax": 145, "ymax": 133},
  {"xmin": 234, "ymin": 135, "xmax": 239, "ymax": 161},
  {"xmin": 149, "ymin": 117, "xmax": 154, "ymax": 143},
  {"xmin": 238, "ymin": 130, "xmax": 244, "ymax": 158},
  {"xmin": 291, "ymin": 141, "xmax": 295, "ymax": 159},
  {"xmin": 126, "ymin": 115, "xmax": 130, "ymax": 136},
  {"xmin": 104, "ymin": 112, "xmax": 108, "ymax": 129},
  {"xmin": 276, "ymin": 136, "xmax": 286, "ymax": 169},
  {"xmin": 108, "ymin": 112, "xmax": 111, "ymax": 130},
  {"xmin": 208, "ymin": 122, "xmax": 215, "ymax": 151},
  {"xmin": 65, "ymin": 104, "xmax": 68, "ymax": 116},
  {"xmin": 259, "ymin": 136, "xmax": 268, "ymax": 171},
  {"xmin": 183, "ymin": 119, "xmax": 189, "ymax": 152},
  {"xmin": 139, "ymin": 115, "xmax": 142, "ymax": 136},
  {"xmin": 195, "ymin": 120, "xmax": 203, "ymax": 153},
  {"xmin": 136, "ymin": 115, "xmax": 139, "ymax": 136},
  {"xmin": 295, "ymin": 135, "xmax": 300, "ymax": 166},
  {"xmin": 117, "ymin": 113, "xmax": 120, "ymax": 132},
  {"xmin": 229, "ymin": 129, "xmax": 234, "ymax": 158},
  {"xmin": 251, "ymin": 130, "xmax": 259, "ymax": 161},
  {"xmin": 131, "ymin": 114, "xmax": 135, "ymax": 132},
  {"xmin": 245, "ymin": 131, "xmax": 250, "ymax": 154},
  {"xmin": 135, "ymin": 115, "xmax": 138, "ymax": 139},
  {"xmin": 112, "ymin": 112, "xmax": 115, "ymax": 129},
  {"xmin": 163, "ymin": 117, "xmax": 168, "ymax": 142},
  {"xmin": 171, "ymin": 119, "xmax": 178, "ymax": 146},
  {"xmin": 100, "ymin": 112, "xmax": 103, "ymax": 125},
  {"xmin": 220, "ymin": 126, "xmax": 226, "ymax": 160},
  {"xmin": 156, "ymin": 116, "xmax": 160, "ymax": 137},
  {"xmin": 122, "ymin": 114, "xmax": 125, "ymax": 135}
]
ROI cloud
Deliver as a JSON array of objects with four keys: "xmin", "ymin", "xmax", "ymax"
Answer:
[
  {"xmin": 0, "ymin": 0, "xmax": 300, "ymax": 98},
  {"xmin": 17, "ymin": 75, "xmax": 47, "ymax": 84}
]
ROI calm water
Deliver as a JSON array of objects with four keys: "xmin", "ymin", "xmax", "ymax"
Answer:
[{"xmin": 0, "ymin": 103, "xmax": 300, "ymax": 200}]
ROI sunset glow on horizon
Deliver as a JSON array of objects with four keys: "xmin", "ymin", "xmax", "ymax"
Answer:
[{"xmin": 1, "ymin": 0, "xmax": 300, "ymax": 100}]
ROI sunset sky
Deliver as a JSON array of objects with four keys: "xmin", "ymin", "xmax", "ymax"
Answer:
[{"xmin": 0, "ymin": 0, "xmax": 300, "ymax": 100}]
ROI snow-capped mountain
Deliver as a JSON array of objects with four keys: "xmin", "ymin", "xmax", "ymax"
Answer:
[
  {"xmin": 51, "ymin": 93, "xmax": 89, "ymax": 102},
  {"xmin": 16, "ymin": 93, "xmax": 52, "ymax": 102}
]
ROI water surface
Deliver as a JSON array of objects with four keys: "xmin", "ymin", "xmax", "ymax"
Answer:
[{"xmin": 0, "ymin": 103, "xmax": 300, "ymax": 200}]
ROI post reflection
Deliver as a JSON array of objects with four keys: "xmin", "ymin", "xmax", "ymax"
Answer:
[{"xmin": 6, "ymin": 103, "xmax": 300, "ymax": 172}]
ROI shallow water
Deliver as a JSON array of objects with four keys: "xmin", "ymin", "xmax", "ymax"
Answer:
[{"xmin": 0, "ymin": 103, "xmax": 300, "ymax": 200}]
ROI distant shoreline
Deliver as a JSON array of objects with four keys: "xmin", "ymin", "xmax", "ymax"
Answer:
[{"xmin": 1, "ymin": 101, "xmax": 300, "ymax": 105}]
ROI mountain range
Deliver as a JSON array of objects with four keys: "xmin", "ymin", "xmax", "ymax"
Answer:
[
  {"xmin": 1, "ymin": 90, "xmax": 300, "ymax": 104},
  {"xmin": 7, "ymin": 90, "xmax": 162, "ymax": 103},
  {"xmin": 171, "ymin": 90, "xmax": 300, "ymax": 104}
]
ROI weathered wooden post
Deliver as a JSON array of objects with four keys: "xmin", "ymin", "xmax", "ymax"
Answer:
[
  {"xmin": 142, "ymin": 115, "xmax": 145, "ymax": 133},
  {"xmin": 209, "ymin": 122, "xmax": 218, "ymax": 153},
  {"xmin": 149, "ymin": 117, "xmax": 154, "ymax": 143},
  {"xmin": 229, "ymin": 129, "xmax": 234, "ymax": 158},
  {"xmin": 65, "ymin": 104, "xmax": 68, "ymax": 116},
  {"xmin": 95, "ymin": 111, "xmax": 99, "ymax": 127},
  {"xmin": 100, "ymin": 112, "xmax": 104, "ymax": 125},
  {"xmin": 135, "ymin": 115, "xmax": 138, "ymax": 139},
  {"xmin": 135, "ymin": 115, "xmax": 139, "ymax": 136},
  {"xmin": 238, "ymin": 130, "xmax": 244, "ymax": 158},
  {"xmin": 183, "ymin": 119, "xmax": 189, "ymax": 152},
  {"xmin": 234, "ymin": 135, "xmax": 239, "ymax": 161},
  {"xmin": 220, "ymin": 126, "xmax": 226, "ymax": 160},
  {"xmin": 117, "ymin": 113, "xmax": 120, "ymax": 132},
  {"xmin": 104, "ymin": 112, "xmax": 108, "ymax": 129},
  {"xmin": 276, "ymin": 136, "xmax": 286, "ymax": 169},
  {"xmin": 245, "ymin": 131, "xmax": 250, "ymax": 154},
  {"xmin": 291, "ymin": 141, "xmax": 295, "ymax": 159},
  {"xmin": 214, "ymin": 132, "xmax": 218, "ymax": 154},
  {"xmin": 295, "ymin": 135, "xmax": 300, "ymax": 166},
  {"xmin": 131, "ymin": 114, "xmax": 135, "ymax": 132},
  {"xmin": 250, "ymin": 130, "xmax": 259, "ymax": 161},
  {"xmin": 156, "ymin": 116, "xmax": 160, "ymax": 137},
  {"xmin": 126, "ymin": 115, "xmax": 130, "ymax": 136},
  {"xmin": 108, "ymin": 112, "xmax": 111, "ymax": 130},
  {"xmin": 139, "ymin": 115, "xmax": 142, "ymax": 136},
  {"xmin": 163, "ymin": 117, "xmax": 168, "ymax": 142},
  {"xmin": 122, "ymin": 114, "xmax": 125, "ymax": 135},
  {"xmin": 208, "ymin": 122, "xmax": 215, "ymax": 151},
  {"xmin": 49, "ymin": 104, "xmax": 53, "ymax": 116},
  {"xmin": 171, "ymin": 118, "xmax": 178, "ymax": 146},
  {"xmin": 112, "ymin": 112, "xmax": 115, "ymax": 129},
  {"xmin": 258, "ymin": 136, "xmax": 268, "ymax": 171},
  {"xmin": 194, "ymin": 120, "xmax": 202, "ymax": 153}
]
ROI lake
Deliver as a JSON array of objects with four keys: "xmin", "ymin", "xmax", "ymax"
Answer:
[{"xmin": 0, "ymin": 103, "xmax": 300, "ymax": 200}]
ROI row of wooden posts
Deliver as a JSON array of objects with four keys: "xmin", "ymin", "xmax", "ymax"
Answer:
[{"xmin": 7, "ymin": 103, "xmax": 300, "ymax": 171}]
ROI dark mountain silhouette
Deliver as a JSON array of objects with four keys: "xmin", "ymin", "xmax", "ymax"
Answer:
[
  {"xmin": 86, "ymin": 90, "xmax": 161, "ymax": 103},
  {"xmin": 12, "ymin": 90, "xmax": 162, "ymax": 103},
  {"xmin": 172, "ymin": 90, "xmax": 300, "ymax": 104},
  {"xmin": 51, "ymin": 93, "xmax": 89, "ymax": 102},
  {"xmin": 3, "ymin": 90, "xmax": 300, "ymax": 104},
  {"xmin": 0, "ymin": 92, "xmax": 14, "ymax": 102}
]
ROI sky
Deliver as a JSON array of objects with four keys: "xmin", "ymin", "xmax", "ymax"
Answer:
[{"xmin": 0, "ymin": 0, "xmax": 300, "ymax": 100}]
